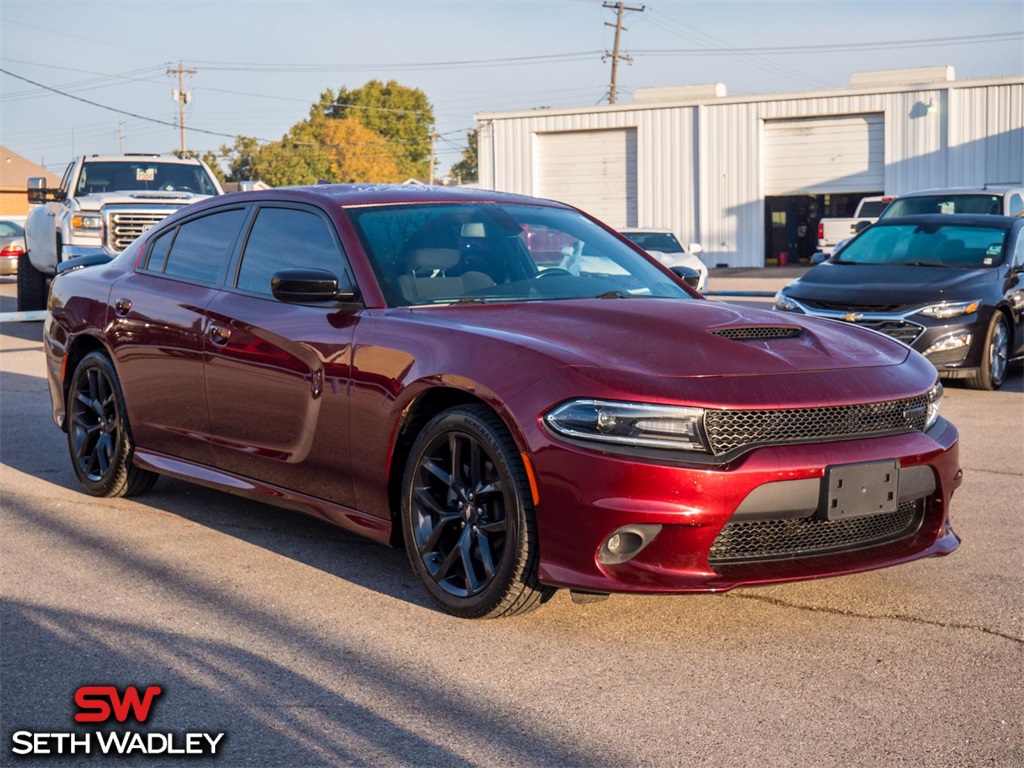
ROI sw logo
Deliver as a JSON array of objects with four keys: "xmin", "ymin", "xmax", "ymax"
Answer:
[
  {"xmin": 74, "ymin": 685, "xmax": 162, "ymax": 723},
  {"xmin": 9, "ymin": 685, "xmax": 225, "ymax": 758}
]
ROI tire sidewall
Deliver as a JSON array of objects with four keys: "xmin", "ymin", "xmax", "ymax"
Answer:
[
  {"xmin": 984, "ymin": 313, "xmax": 1009, "ymax": 390},
  {"xmin": 401, "ymin": 407, "xmax": 528, "ymax": 618}
]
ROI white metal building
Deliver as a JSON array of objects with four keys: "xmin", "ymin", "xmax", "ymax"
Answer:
[{"xmin": 476, "ymin": 68, "xmax": 1024, "ymax": 267}]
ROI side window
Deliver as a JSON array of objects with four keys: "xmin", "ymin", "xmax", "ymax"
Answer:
[
  {"xmin": 1008, "ymin": 194, "xmax": 1024, "ymax": 217},
  {"xmin": 235, "ymin": 207, "xmax": 347, "ymax": 296},
  {"xmin": 59, "ymin": 162, "xmax": 75, "ymax": 196},
  {"xmin": 161, "ymin": 208, "xmax": 246, "ymax": 285},
  {"xmin": 144, "ymin": 228, "xmax": 176, "ymax": 272},
  {"xmin": 1014, "ymin": 231, "xmax": 1024, "ymax": 268}
]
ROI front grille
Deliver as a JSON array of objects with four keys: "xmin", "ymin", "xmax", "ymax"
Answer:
[
  {"xmin": 842, "ymin": 318, "xmax": 924, "ymax": 345},
  {"xmin": 703, "ymin": 394, "xmax": 929, "ymax": 456},
  {"xmin": 802, "ymin": 299, "xmax": 918, "ymax": 314},
  {"xmin": 708, "ymin": 500, "xmax": 923, "ymax": 564},
  {"xmin": 107, "ymin": 212, "xmax": 170, "ymax": 251},
  {"xmin": 711, "ymin": 326, "xmax": 803, "ymax": 341}
]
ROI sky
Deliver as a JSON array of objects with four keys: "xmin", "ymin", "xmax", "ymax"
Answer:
[{"xmin": 1, "ymin": 0, "xmax": 1022, "ymax": 178}]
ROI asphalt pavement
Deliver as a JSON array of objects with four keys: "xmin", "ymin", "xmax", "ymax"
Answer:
[{"xmin": 1, "ymin": 273, "xmax": 1021, "ymax": 767}]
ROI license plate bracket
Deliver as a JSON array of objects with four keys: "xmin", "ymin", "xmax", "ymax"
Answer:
[{"xmin": 821, "ymin": 460, "xmax": 900, "ymax": 521}]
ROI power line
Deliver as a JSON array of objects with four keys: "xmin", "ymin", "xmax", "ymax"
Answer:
[{"xmin": 0, "ymin": 67, "xmax": 266, "ymax": 143}]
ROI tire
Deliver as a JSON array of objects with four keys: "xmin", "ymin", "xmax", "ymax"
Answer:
[
  {"xmin": 966, "ymin": 313, "xmax": 1010, "ymax": 391},
  {"xmin": 16, "ymin": 252, "xmax": 48, "ymax": 312},
  {"xmin": 67, "ymin": 351, "xmax": 158, "ymax": 497},
  {"xmin": 401, "ymin": 404, "xmax": 553, "ymax": 618}
]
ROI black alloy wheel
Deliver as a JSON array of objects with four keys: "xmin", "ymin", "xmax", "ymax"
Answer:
[
  {"xmin": 401, "ymin": 405, "xmax": 551, "ymax": 618},
  {"xmin": 67, "ymin": 351, "xmax": 157, "ymax": 497},
  {"xmin": 967, "ymin": 313, "xmax": 1010, "ymax": 391}
]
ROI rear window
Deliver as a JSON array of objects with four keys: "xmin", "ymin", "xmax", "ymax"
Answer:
[
  {"xmin": 856, "ymin": 200, "xmax": 889, "ymax": 217},
  {"xmin": 621, "ymin": 232, "xmax": 683, "ymax": 252},
  {"xmin": 881, "ymin": 194, "xmax": 1002, "ymax": 218}
]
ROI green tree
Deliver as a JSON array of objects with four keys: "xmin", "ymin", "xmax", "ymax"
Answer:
[
  {"xmin": 449, "ymin": 129, "xmax": 478, "ymax": 183},
  {"xmin": 329, "ymin": 80, "xmax": 434, "ymax": 178},
  {"xmin": 199, "ymin": 150, "xmax": 225, "ymax": 182},
  {"xmin": 211, "ymin": 136, "xmax": 260, "ymax": 182}
]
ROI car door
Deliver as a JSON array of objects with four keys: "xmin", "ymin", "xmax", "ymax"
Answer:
[
  {"xmin": 1006, "ymin": 226, "xmax": 1024, "ymax": 356},
  {"xmin": 202, "ymin": 203, "xmax": 358, "ymax": 507},
  {"xmin": 107, "ymin": 205, "xmax": 248, "ymax": 465}
]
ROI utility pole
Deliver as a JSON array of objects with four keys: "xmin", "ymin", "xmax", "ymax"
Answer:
[
  {"xmin": 429, "ymin": 130, "xmax": 438, "ymax": 184},
  {"xmin": 167, "ymin": 61, "xmax": 196, "ymax": 155},
  {"xmin": 603, "ymin": 2, "xmax": 644, "ymax": 105}
]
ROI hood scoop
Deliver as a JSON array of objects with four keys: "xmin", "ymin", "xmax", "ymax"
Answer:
[
  {"xmin": 129, "ymin": 192, "xmax": 191, "ymax": 200},
  {"xmin": 710, "ymin": 326, "xmax": 804, "ymax": 341}
]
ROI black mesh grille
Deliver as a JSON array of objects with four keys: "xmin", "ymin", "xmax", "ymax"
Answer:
[
  {"xmin": 703, "ymin": 395, "xmax": 929, "ymax": 456},
  {"xmin": 842, "ymin": 318, "xmax": 924, "ymax": 345},
  {"xmin": 708, "ymin": 501, "xmax": 923, "ymax": 564},
  {"xmin": 802, "ymin": 299, "xmax": 919, "ymax": 314},
  {"xmin": 711, "ymin": 326, "xmax": 803, "ymax": 341}
]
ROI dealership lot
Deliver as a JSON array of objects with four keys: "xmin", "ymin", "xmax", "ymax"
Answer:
[{"xmin": 1, "ymin": 275, "xmax": 1021, "ymax": 766}]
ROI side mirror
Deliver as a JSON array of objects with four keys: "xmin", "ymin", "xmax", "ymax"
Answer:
[
  {"xmin": 670, "ymin": 265, "xmax": 701, "ymax": 289},
  {"xmin": 687, "ymin": 242, "xmax": 704, "ymax": 256},
  {"xmin": 27, "ymin": 177, "xmax": 60, "ymax": 205},
  {"xmin": 853, "ymin": 220, "xmax": 872, "ymax": 234},
  {"xmin": 810, "ymin": 251, "xmax": 828, "ymax": 265},
  {"xmin": 270, "ymin": 268, "xmax": 356, "ymax": 303}
]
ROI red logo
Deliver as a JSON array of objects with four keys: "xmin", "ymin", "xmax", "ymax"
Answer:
[{"xmin": 74, "ymin": 686, "xmax": 163, "ymax": 724}]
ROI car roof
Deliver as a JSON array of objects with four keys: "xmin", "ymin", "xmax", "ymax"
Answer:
[
  {"xmin": 894, "ymin": 185, "xmax": 1021, "ymax": 198},
  {"xmin": 873, "ymin": 213, "xmax": 1019, "ymax": 230},
  {"xmin": 81, "ymin": 154, "xmax": 206, "ymax": 165},
  {"xmin": 216, "ymin": 183, "xmax": 578, "ymax": 209}
]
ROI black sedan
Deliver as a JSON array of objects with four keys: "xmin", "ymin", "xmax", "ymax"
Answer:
[{"xmin": 775, "ymin": 214, "xmax": 1024, "ymax": 390}]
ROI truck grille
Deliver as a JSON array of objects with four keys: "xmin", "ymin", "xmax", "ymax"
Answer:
[
  {"xmin": 106, "ymin": 211, "xmax": 171, "ymax": 252},
  {"xmin": 703, "ymin": 394, "xmax": 929, "ymax": 456},
  {"xmin": 708, "ymin": 500, "xmax": 923, "ymax": 563}
]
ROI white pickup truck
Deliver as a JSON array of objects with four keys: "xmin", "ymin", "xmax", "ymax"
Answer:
[
  {"xmin": 815, "ymin": 195, "xmax": 891, "ymax": 256},
  {"xmin": 19, "ymin": 154, "xmax": 223, "ymax": 311}
]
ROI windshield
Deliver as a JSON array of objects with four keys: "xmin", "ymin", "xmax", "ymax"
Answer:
[
  {"xmin": 77, "ymin": 161, "xmax": 219, "ymax": 195},
  {"xmin": 348, "ymin": 203, "xmax": 692, "ymax": 307},
  {"xmin": 621, "ymin": 231, "xmax": 683, "ymax": 253},
  {"xmin": 835, "ymin": 222, "xmax": 1009, "ymax": 268},
  {"xmin": 880, "ymin": 194, "xmax": 1002, "ymax": 219}
]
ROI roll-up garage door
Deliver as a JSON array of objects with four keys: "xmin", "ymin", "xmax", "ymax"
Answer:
[
  {"xmin": 764, "ymin": 114, "xmax": 884, "ymax": 195},
  {"xmin": 535, "ymin": 129, "xmax": 638, "ymax": 228}
]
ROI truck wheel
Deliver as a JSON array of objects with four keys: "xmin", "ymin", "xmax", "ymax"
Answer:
[{"xmin": 16, "ymin": 252, "xmax": 48, "ymax": 312}]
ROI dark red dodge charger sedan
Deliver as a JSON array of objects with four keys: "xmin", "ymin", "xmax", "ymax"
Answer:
[{"xmin": 43, "ymin": 185, "xmax": 960, "ymax": 618}]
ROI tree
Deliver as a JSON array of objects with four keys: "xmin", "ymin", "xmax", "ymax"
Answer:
[
  {"xmin": 449, "ymin": 129, "xmax": 478, "ymax": 183},
  {"xmin": 321, "ymin": 117, "xmax": 402, "ymax": 183},
  {"xmin": 199, "ymin": 150, "xmax": 225, "ymax": 182},
  {"xmin": 210, "ymin": 136, "xmax": 260, "ymax": 182},
  {"xmin": 329, "ymin": 80, "xmax": 434, "ymax": 178}
]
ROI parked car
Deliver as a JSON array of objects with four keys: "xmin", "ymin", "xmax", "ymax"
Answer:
[
  {"xmin": 45, "ymin": 185, "xmax": 959, "ymax": 619},
  {"xmin": 878, "ymin": 186, "xmax": 1024, "ymax": 220},
  {"xmin": 0, "ymin": 219, "xmax": 26, "ymax": 276},
  {"xmin": 775, "ymin": 214, "xmax": 1024, "ymax": 390},
  {"xmin": 816, "ymin": 195, "xmax": 892, "ymax": 256},
  {"xmin": 619, "ymin": 228, "xmax": 708, "ymax": 291}
]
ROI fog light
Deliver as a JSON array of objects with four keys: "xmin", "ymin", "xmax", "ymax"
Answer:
[
  {"xmin": 598, "ymin": 524, "xmax": 662, "ymax": 565},
  {"xmin": 923, "ymin": 333, "xmax": 971, "ymax": 357}
]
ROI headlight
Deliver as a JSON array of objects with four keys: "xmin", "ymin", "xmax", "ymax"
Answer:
[
  {"xmin": 774, "ymin": 291, "xmax": 800, "ymax": 312},
  {"xmin": 917, "ymin": 299, "xmax": 981, "ymax": 319},
  {"xmin": 925, "ymin": 383, "xmax": 943, "ymax": 430},
  {"xmin": 544, "ymin": 399, "xmax": 707, "ymax": 452},
  {"xmin": 71, "ymin": 214, "xmax": 103, "ymax": 232}
]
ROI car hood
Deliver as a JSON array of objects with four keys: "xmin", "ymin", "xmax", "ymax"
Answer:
[
  {"xmin": 74, "ymin": 191, "xmax": 212, "ymax": 211},
  {"xmin": 398, "ymin": 298, "xmax": 909, "ymax": 378},
  {"xmin": 645, "ymin": 249, "xmax": 706, "ymax": 272},
  {"xmin": 786, "ymin": 261, "xmax": 997, "ymax": 305}
]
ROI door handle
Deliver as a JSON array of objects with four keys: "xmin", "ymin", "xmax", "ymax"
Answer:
[
  {"xmin": 114, "ymin": 298, "xmax": 132, "ymax": 317},
  {"xmin": 209, "ymin": 325, "xmax": 231, "ymax": 345}
]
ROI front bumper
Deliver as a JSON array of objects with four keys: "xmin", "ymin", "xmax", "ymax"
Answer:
[{"xmin": 526, "ymin": 420, "xmax": 960, "ymax": 594}]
